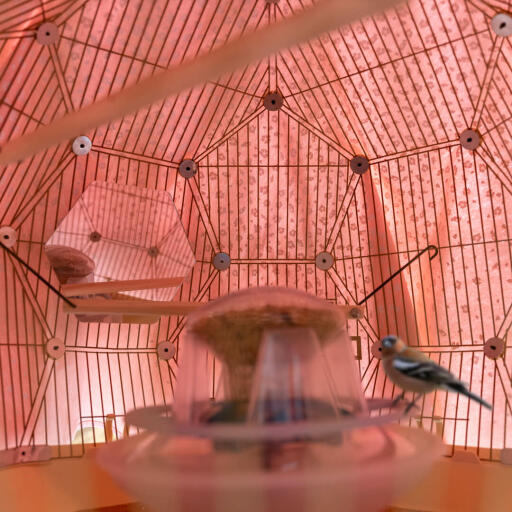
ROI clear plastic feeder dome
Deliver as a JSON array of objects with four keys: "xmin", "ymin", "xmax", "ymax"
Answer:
[
  {"xmin": 174, "ymin": 287, "xmax": 365, "ymax": 426},
  {"xmin": 97, "ymin": 287, "xmax": 444, "ymax": 512}
]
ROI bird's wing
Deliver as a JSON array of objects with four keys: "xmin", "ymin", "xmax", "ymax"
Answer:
[
  {"xmin": 400, "ymin": 346, "xmax": 432, "ymax": 362},
  {"xmin": 392, "ymin": 355, "xmax": 492, "ymax": 410},
  {"xmin": 392, "ymin": 356, "xmax": 455, "ymax": 385}
]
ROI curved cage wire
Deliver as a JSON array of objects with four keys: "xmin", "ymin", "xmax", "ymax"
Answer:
[{"xmin": 0, "ymin": 0, "xmax": 511, "ymax": 462}]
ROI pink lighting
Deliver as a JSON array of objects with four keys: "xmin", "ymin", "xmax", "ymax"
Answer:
[{"xmin": 0, "ymin": 0, "xmax": 511, "ymax": 464}]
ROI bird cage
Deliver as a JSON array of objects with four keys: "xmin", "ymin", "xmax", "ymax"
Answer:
[{"xmin": 0, "ymin": 0, "xmax": 511, "ymax": 510}]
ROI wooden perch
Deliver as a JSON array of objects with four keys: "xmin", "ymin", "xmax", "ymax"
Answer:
[
  {"xmin": 61, "ymin": 277, "xmax": 185, "ymax": 297},
  {"xmin": 64, "ymin": 299, "xmax": 364, "ymax": 319},
  {"xmin": 64, "ymin": 299, "xmax": 200, "ymax": 316},
  {"xmin": 0, "ymin": 0, "xmax": 402, "ymax": 165}
]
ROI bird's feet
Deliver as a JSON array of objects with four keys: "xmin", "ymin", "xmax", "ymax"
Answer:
[
  {"xmin": 391, "ymin": 392, "xmax": 405, "ymax": 408},
  {"xmin": 404, "ymin": 398, "xmax": 421, "ymax": 413}
]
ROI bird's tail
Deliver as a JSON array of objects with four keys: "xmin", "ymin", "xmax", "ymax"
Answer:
[{"xmin": 446, "ymin": 382, "xmax": 492, "ymax": 410}]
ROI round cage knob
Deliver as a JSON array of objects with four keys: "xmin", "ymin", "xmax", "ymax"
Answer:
[
  {"xmin": 72, "ymin": 136, "xmax": 92, "ymax": 155},
  {"xmin": 263, "ymin": 92, "xmax": 283, "ymax": 111},
  {"xmin": 46, "ymin": 338, "xmax": 65, "ymax": 359},
  {"xmin": 148, "ymin": 246, "xmax": 159, "ymax": 258},
  {"xmin": 0, "ymin": 226, "xmax": 17, "ymax": 248},
  {"xmin": 37, "ymin": 22, "xmax": 59, "ymax": 45},
  {"xmin": 349, "ymin": 307, "xmax": 363, "ymax": 319},
  {"xmin": 157, "ymin": 341, "xmax": 176, "ymax": 361},
  {"xmin": 178, "ymin": 159, "xmax": 198, "ymax": 179},
  {"xmin": 491, "ymin": 13, "xmax": 512, "ymax": 37},
  {"xmin": 371, "ymin": 341, "xmax": 384, "ymax": 360},
  {"xmin": 315, "ymin": 252, "xmax": 334, "ymax": 270},
  {"xmin": 459, "ymin": 129, "xmax": 480, "ymax": 150},
  {"xmin": 350, "ymin": 155, "xmax": 370, "ymax": 175},
  {"xmin": 213, "ymin": 252, "xmax": 231, "ymax": 270},
  {"xmin": 484, "ymin": 337, "xmax": 505, "ymax": 359},
  {"xmin": 89, "ymin": 231, "xmax": 101, "ymax": 243}
]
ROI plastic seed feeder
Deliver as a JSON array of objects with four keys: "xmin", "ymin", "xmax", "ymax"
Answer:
[{"xmin": 97, "ymin": 287, "xmax": 444, "ymax": 512}]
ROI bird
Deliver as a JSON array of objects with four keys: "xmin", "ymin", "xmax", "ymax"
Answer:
[{"xmin": 380, "ymin": 335, "xmax": 492, "ymax": 412}]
